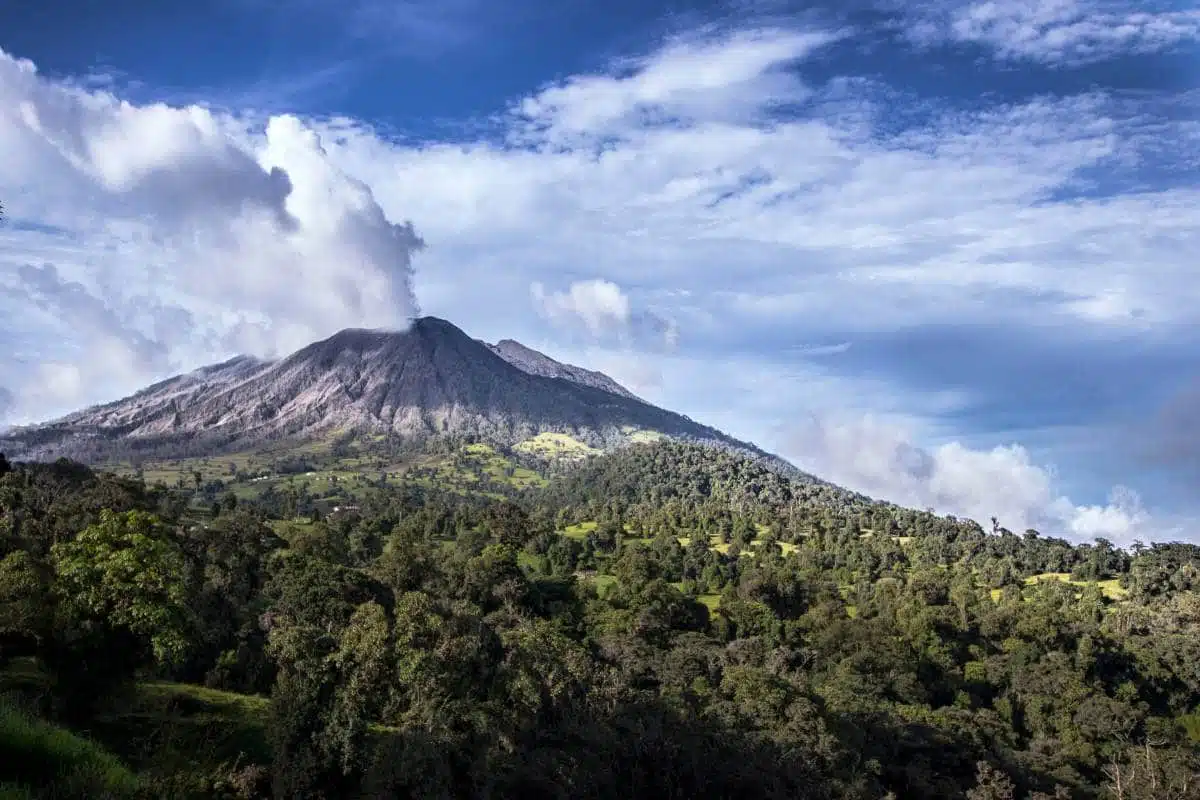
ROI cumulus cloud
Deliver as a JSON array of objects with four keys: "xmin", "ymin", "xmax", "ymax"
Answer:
[
  {"xmin": 0, "ymin": 49, "xmax": 423, "ymax": 421},
  {"xmin": 900, "ymin": 0, "xmax": 1200, "ymax": 65},
  {"xmin": 783, "ymin": 412, "xmax": 1156, "ymax": 545},
  {"xmin": 531, "ymin": 279, "xmax": 679, "ymax": 350}
]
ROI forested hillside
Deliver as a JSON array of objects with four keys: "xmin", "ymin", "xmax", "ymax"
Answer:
[{"xmin": 2, "ymin": 445, "xmax": 1198, "ymax": 799}]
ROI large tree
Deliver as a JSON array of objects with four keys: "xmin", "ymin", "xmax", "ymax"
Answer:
[{"xmin": 52, "ymin": 509, "xmax": 193, "ymax": 665}]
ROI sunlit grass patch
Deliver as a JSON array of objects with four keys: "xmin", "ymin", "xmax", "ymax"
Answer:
[
  {"xmin": 84, "ymin": 681, "xmax": 272, "ymax": 776},
  {"xmin": 562, "ymin": 521, "xmax": 598, "ymax": 540},
  {"xmin": 576, "ymin": 573, "xmax": 618, "ymax": 596},
  {"xmin": 137, "ymin": 681, "xmax": 269, "ymax": 719},
  {"xmin": 1024, "ymin": 572, "xmax": 1129, "ymax": 600},
  {"xmin": 514, "ymin": 432, "xmax": 600, "ymax": 460}
]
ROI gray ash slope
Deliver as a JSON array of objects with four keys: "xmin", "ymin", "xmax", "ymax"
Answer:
[
  {"xmin": 1, "ymin": 317, "xmax": 807, "ymax": 476},
  {"xmin": 486, "ymin": 339, "xmax": 640, "ymax": 400}
]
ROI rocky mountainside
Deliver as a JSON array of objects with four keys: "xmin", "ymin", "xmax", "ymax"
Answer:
[
  {"xmin": 486, "ymin": 339, "xmax": 640, "ymax": 400},
  {"xmin": 1, "ymin": 317, "xmax": 794, "ymax": 470}
]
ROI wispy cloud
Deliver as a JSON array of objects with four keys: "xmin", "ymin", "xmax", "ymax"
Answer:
[
  {"xmin": 898, "ymin": 0, "xmax": 1200, "ymax": 65},
  {"xmin": 511, "ymin": 28, "xmax": 844, "ymax": 143},
  {"xmin": 166, "ymin": 60, "xmax": 363, "ymax": 116}
]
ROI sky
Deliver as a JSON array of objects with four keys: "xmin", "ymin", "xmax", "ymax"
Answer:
[{"xmin": 0, "ymin": 0, "xmax": 1198, "ymax": 545}]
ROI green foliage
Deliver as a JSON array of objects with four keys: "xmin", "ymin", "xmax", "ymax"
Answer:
[
  {"xmin": 52, "ymin": 510, "xmax": 192, "ymax": 665},
  {"xmin": 1, "ymin": 447, "xmax": 1198, "ymax": 798},
  {"xmin": 0, "ymin": 551, "xmax": 51, "ymax": 656},
  {"xmin": 0, "ymin": 700, "xmax": 140, "ymax": 798}
]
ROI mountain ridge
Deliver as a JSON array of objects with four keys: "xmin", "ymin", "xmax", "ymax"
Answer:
[
  {"xmin": 0, "ymin": 317, "xmax": 807, "ymax": 479},
  {"xmin": 485, "ymin": 338, "xmax": 641, "ymax": 400}
]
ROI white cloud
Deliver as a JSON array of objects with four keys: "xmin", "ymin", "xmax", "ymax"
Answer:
[
  {"xmin": 0, "ymin": 50, "xmax": 423, "ymax": 420},
  {"xmin": 782, "ymin": 411, "xmax": 1159, "ymax": 545},
  {"xmin": 901, "ymin": 0, "xmax": 1200, "ymax": 65},
  {"xmin": 532, "ymin": 279, "xmax": 631, "ymax": 336},
  {"xmin": 318, "ymin": 54, "xmax": 1198, "ymax": 343},
  {"xmin": 531, "ymin": 278, "xmax": 678, "ymax": 349},
  {"xmin": 512, "ymin": 28, "xmax": 842, "ymax": 143}
]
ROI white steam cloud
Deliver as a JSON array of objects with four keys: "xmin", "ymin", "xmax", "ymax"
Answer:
[{"xmin": 0, "ymin": 50, "xmax": 423, "ymax": 422}]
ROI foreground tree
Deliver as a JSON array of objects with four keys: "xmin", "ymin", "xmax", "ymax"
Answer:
[{"xmin": 51, "ymin": 509, "xmax": 193, "ymax": 665}]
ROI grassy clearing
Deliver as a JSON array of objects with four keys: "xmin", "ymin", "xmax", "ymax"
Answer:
[
  {"xmin": 137, "ymin": 681, "xmax": 269, "ymax": 719},
  {"xmin": 421, "ymin": 444, "xmax": 548, "ymax": 492},
  {"xmin": 269, "ymin": 518, "xmax": 317, "ymax": 541},
  {"xmin": 562, "ymin": 521, "xmax": 599, "ymax": 540},
  {"xmin": 1024, "ymin": 572, "xmax": 1129, "ymax": 600},
  {"xmin": 676, "ymin": 532, "xmax": 797, "ymax": 557},
  {"xmin": 86, "ymin": 681, "xmax": 271, "ymax": 777},
  {"xmin": 577, "ymin": 573, "xmax": 619, "ymax": 596},
  {"xmin": 514, "ymin": 432, "xmax": 600, "ymax": 460},
  {"xmin": 0, "ymin": 700, "xmax": 140, "ymax": 798},
  {"xmin": 105, "ymin": 451, "xmax": 267, "ymax": 488},
  {"xmin": 668, "ymin": 582, "xmax": 723, "ymax": 611},
  {"xmin": 986, "ymin": 573, "xmax": 1130, "ymax": 603},
  {"xmin": 627, "ymin": 430, "xmax": 665, "ymax": 444}
]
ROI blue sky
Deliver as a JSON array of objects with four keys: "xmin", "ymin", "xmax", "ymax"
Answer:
[{"xmin": 1, "ymin": 0, "xmax": 1198, "ymax": 543}]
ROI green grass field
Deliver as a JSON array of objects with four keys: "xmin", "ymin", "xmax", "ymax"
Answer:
[
  {"xmin": 84, "ymin": 680, "xmax": 272, "ymax": 783},
  {"xmin": 562, "ymin": 521, "xmax": 599, "ymax": 540},
  {"xmin": 1, "ymin": 700, "xmax": 140, "ymax": 798},
  {"xmin": 513, "ymin": 432, "xmax": 600, "ymax": 460}
]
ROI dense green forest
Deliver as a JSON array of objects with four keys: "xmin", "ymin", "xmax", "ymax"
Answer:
[{"xmin": 1, "ymin": 443, "xmax": 1198, "ymax": 798}]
